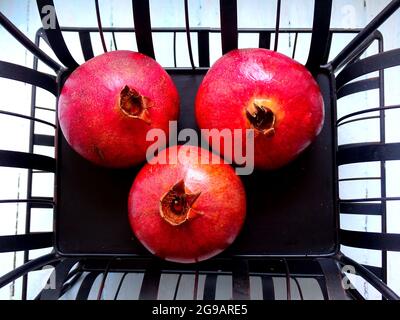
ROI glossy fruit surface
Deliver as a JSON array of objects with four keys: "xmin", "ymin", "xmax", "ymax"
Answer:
[
  {"xmin": 58, "ymin": 50, "xmax": 179, "ymax": 167},
  {"xmin": 195, "ymin": 48, "xmax": 324, "ymax": 170},
  {"xmin": 128, "ymin": 145, "xmax": 246, "ymax": 263}
]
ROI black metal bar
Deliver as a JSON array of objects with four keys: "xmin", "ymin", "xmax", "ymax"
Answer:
[
  {"xmin": 76, "ymin": 272, "xmax": 101, "ymax": 300},
  {"xmin": 291, "ymin": 32, "xmax": 298, "ymax": 59},
  {"xmin": 36, "ymin": 0, "xmax": 79, "ymax": 70},
  {"xmin": 203, "ymin": 274, "xmax": 217, "ymax": 300},
  {"xmin": 193, "ymin": 270, "xmax": 199, "ymax": 300},
  {"xmin": 132, "ymin": 0, "xmax": 155, "ymax": 58},
  {"xmin": 362, "ymin": 265, "xmax": 384, "ymax": 279},
  {"xmin": 261, "ymin": 276, "xmax": 274, "ymax": 300},
  {"xmin": 220, "ymin": 0, "xmax": 238, "ymax": 54},
  {"xmin": 197, "ymin": 31, "xmax": 210, "ymax": 67},
  {"xmin": 79, "ymin": 31, "xmax": 95, "ymax": 61},
  {"xmin": 273, "ymin": 0, "xmax": 281, "ymax": 52},
  {"xmin": 97, "ymin": 259, "xmax": 112, "ymax": 300},
  {"xmin": 167, "ymin": 67, "xmax": 208, "ymax": 75},
  {"xmin": 338, "ymin": 255, "xmax": 400, "ymax": 300},
  {"xmin": 0, "ymin": 199, "xmax": 54, "ymax": 206},
  {"xmin": 305, "ymin": 0, "xmax": 332, "ymax": 72},
  {"xmin": 337, "ymin": 142, "xmax": 400, "ymax": 165},
  {"xmin": 23, "ymin": 42, "xmax": 41, "ymax": 300},
  {"xmin": 339, "ymin": 177, "xmax": 381, "ymax": 182},
  {"xmin": 0, "ymin": 61, "xmax": 57, "ymax": 95},
  {"xmin": 138, "ymin": 261, "xmax": 161, "ymax": 300},
  {"xmin": 337, "ymin": 104, "xmax": 400, "ymax": 125},
  {"xmin": 35, "ymin": 106, "xmax": 55, "ymax": 112},
  {"xmin": 337, "ymin": 77, "xmax": 380, "ymax": 99},
  {"xmin": 33, "ymin": 134, "xmax": 55, "ymax": 147},
  {"xmin": 340, "ymin": 202, "xmax": 381, "ymax": 215},
  {"xmin": 336, "ymin": 49, "xmax": 400, "ymax": 89},
  {"xmin": 58, "ymin": 26, "xmax": 363, "ymax": 34},
  {"xmin": 0, "ymin": 150, "xmax": 56, "ymax": 172},
  {"xmin": 112, "ymin": 32, "xmax": 118, "ymax": 51},
  {"xmin": 258, "ymin": 31, "xmax": 271, "ymax": 50},
  {"xmin": 0, "ymin": 110, "xmax": 56, "ymax": 128},
  {"xmin": 345, "ymin": 31, "xmax": 382, "ymax": 69},
  {"xmin": 337, "ymin": 115, "xmax": 380, "ymax": 128},
  {"xmin": 318, "ymin": 258, "xmax": 348, "ymax": 300},
  {"xmin": 95, "ymin": 0, "xmax": 107, "ymax": 53},
  {"xmin": 331, "ymin": 0, "xmax": 400, "ymax": 70},
  {"xmin": 184, "ymin": 0, "xmax": 195, "ymax": 70},
  {"xmin": 340, "ymin": 230, "xmax": 400, "ymax": 251},
  {"xmin": 293, "ymin": 277, "xmax": 304, "ymax": 300},
  {"xmin": 232, "ymin": 259, "xmax": 250, "ymax": 300},
  {"xmin": 347, "ymin": 287, "xmax": 366, "ymax": 300},
  {"xmin": 340, "ymin": 197, "xmax": 400, "ymax": 202},
  {"xmin": 60, "ymin": 271, "xmax": 83, "ymax": 297},
  {"xmin": 0, "ymin": 14, "xmax": 61, "ymax": 71},
  {"xmin": 377, "ymin": 35, "xmax": 388, "ymax": 289},
  {"xmin": 283, "ymin": 259, "xmax": 291, "ymax": 300},
  {"xmin": 0, "ymin": 232, "xmax": 53, "ymax": 253},
  {"xmin": 315, "ymin": 277, "xmax": 329, "ymax": 300},
  {"xmin": 113, "ymin": 272, "xmax": 129, "ymax": 300},
  {"xmin": 173, "ymin": 32, "xmax": 177, "ymax": 67},
  {"xmin": 0, "ymin": 253, "xmax": 59, "ymax": 289},
  {"xmin": 173, "ymin": 274, "xmax": 183, "ymax": 300}
]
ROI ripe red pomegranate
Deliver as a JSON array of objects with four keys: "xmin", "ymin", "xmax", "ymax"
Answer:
[
  {"xmin": 128, "ymin": 145, "xmax": 246, "ymax": 263},
  {"xmin": 195, "ymin": 48, "xmax": 324, "ymax": 170},
  {"xmin": 58, "ymin": 50, "xmax": 179, "ymax": 167}
]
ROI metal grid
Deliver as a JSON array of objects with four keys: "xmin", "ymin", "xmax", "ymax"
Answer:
[{"xmin": 0, "ymin": 0, "xmax": 399, "ymax": 300}]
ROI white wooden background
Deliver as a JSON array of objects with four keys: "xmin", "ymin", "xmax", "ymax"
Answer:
[{"xmin": 0, "ymin": 0, "xmax": 399, "ymax": 300}]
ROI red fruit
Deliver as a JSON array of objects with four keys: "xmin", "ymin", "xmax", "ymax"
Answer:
[
  {"xmin": 58, "ymin": 50, "xmax": 179, "ymax": 167},
  {"xmin": 195, "ymin": 48, "xmax": 324, "ymax": 170},
  {"xmin": 128, "ymin": 145, "xmax": 246, "ymax": 263}
]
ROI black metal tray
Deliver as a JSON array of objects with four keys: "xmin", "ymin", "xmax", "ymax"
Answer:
[{"xmin": 55, "ymin": 71, "xmax": 338, "ymax": 257}]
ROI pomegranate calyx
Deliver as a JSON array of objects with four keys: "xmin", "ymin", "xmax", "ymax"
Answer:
[
  {"xmin": 119, "ymin": 85, "xmax": 152, "ymax": 124},
  {"xmin": 160, "ymin": 179, "xmax": 202, "ymax": 226},
  {"xmin": 246, "ymin": 100, "xmax": 276, "ymax": 137}
]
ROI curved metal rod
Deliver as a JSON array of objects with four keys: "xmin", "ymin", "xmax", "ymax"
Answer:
[
  {"xmin": 95, "ymin": 0, "xmax": 108, "ymax": 53},
  {"xmin": 112, "ymin": 32, "xmax": 118, "ymax": 51},
  {"xmin": 0, "ymin": 12, "xmax": 61, "ymax": 72},
  {"xmin": 97, "ymin": 259, "xmax": 113, "ymax": 300},
  {"xmin": 0, "ymin": 110, "xmax": 56, "ymax": 129},
  {"xmin": 283, "ymin": 258, "xmax": 291, "ymax": 300},
  {"xmin": 337, "ymin": 254, "xmax": 400, "ymax": 300},
  {"xmin": 173, "ymin": 273, "xmax": 183, "ymax": 300},
  {"xmin": 292, "ymin": 277, "xmax": 304, "ymax": 300},
  {"xmin": 184, "ymin": 0, "xmax": 195, "ymax": 70},
  {"xmin": 193, "ymin": 269, "xmax": 199, "ymax": 300},
  {"xmin": 0, "ymin": 253, "xmax": 60, "ymax": 289},
  {"xmin": 336, "ymin": 104, "xmax": 400, "ymax": 125},
  {"xmin": 114, "ymin": 272, "xmax": 129, "ymax": 300},
  {"xmin": 60, "ymin": 271, "xmax": 83, "ymax": 297},
  {"xmin": 291, "ymin": 32, "xmax": 298, "ymax": 59},
  {"xmin": 337, "ymin": 115, "xmax": 380, "ymax": 128}
]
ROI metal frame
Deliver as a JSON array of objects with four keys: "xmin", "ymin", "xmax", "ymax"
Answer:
[{"xmin": 0, "ymin": 0, "xmax": 400, "ymax": 300}]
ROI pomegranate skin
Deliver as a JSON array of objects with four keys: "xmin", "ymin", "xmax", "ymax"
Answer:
[
  {"xmin": 58, "ymin": 50, "xmax": 179, "ymax": 168},
  {"xmin": 195, "ymin": 48, "xmax": 324, "ymax": 170},
  {"xmin": 128, "ymin": 145, "xmax": 246, "ymax": 263}
]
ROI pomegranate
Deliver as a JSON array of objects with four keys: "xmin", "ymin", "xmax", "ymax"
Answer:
[
  {"xmin": 128, "ymin": 145, "xmax": 246, "ymax": 263},
  {"xmin": 195, "ymin": 48, "xmax": 324, "ymax": 170},
  {"xmin": 58, "ymin": 50, "xmax": 179, "ymax": 167}
]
